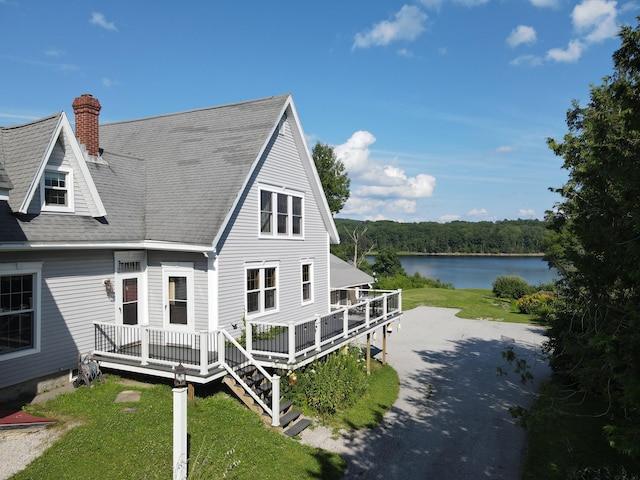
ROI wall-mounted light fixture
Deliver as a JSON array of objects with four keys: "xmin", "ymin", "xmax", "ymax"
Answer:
[{"xmin": 103, "ymin": 279, "xmax": 114, "ymax": 296}]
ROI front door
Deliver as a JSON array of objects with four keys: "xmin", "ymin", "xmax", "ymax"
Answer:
[
  {"xmin": 121, "ymin": 276, "xmax": 140, "ymax": 325},
  {"xmin": 115, "ymin": 252, "xmax": 147, "ymax": 327},
  {"xmin": 162, "ymin": 263, "xmax": 194, "ymax": 333}
]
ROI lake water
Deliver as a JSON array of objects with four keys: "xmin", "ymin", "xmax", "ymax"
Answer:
[{"xmin": 388, "ymin": 255, "xmax": 556, "ymax": 290}]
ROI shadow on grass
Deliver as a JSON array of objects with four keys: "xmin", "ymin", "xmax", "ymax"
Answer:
[{"xmin": 307, "ymin": 449, "xmax": 347, "ymax": 479}]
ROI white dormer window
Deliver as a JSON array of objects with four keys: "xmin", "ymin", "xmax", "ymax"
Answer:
[{"xmin": 41, "ymin": 167, "xmax": 74, "ymax": 213}]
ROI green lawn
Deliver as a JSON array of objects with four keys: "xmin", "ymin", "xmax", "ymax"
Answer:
[
  {"xmin": 14, "ymin": 358, "xmax": 400, "ymax": 480},
  {"xmin": 402, "ymin": 286, "xmax": 536, "ymax": 323},
  {"xmin": 14, "ymin": 379, "xmax": 346, "ymax": 480}
]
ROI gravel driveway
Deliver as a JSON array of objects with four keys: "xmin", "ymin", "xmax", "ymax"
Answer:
[{"xmin": 301, "ymin": 306, "xmax": 550, "ymax": 479}]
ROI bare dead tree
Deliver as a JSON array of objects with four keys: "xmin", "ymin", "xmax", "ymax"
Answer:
[{"xmin": 344, "ymin": 226, "xmax": 375, "ymax": 268}]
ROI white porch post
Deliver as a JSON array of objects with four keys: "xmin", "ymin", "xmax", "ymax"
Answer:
[
  {"xmin": 141, "ymin": 327, "xmax": 149, "ymax": 366},
  {"xmin": 383, "ymin": 294, "xmax": 388, "ymax": 319},
  {"xmin": 173, "ymin": 386, "xmax": 188, "ymax": 480},
  {"xmin": 217, "ymin": 331, "xmax": 226, "ymax": 365},
  {"xmin": 199, "ymin": 331, "xmax": 208, "ymax": 375},
  {"xmin": 343, "ymin": 309, "xmax": 349, "ymax": 338},
  {"xmin": 315, "ymin": 315, "xmax": 321, "ymax": 352},
  {"xmin": 271, "ymin": 375, "xmax": 281, "ymax": 427},
  {"xmin": 288, "ymin": 321, "xmax": 296, "ymax": 364},
  {"xmin": 246, "ymin": 321, "xmax": 253, "ymax": 354}
]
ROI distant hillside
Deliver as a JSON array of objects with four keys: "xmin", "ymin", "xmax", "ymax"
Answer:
[{"xmin": 332, "ymin": 218, "xmax": 549, "ymax": 259}]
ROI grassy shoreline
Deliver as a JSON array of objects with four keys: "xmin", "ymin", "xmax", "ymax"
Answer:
[{"xmin": 394, "ymin": 252, "xmax": 545, "ymax": 257}]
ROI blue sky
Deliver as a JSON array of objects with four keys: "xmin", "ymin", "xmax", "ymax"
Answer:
[{"xmin": 1, "ymin": 1, "xmax": 637, "ymax": 222}]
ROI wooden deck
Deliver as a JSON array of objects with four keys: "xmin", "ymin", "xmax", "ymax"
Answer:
[{"xmin": 93, "ymin": 289, "xmax": 402, "ymax": 384}]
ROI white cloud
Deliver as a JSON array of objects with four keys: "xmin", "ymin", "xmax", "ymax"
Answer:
[
  {"xmin": 341, "ymin": 197, "xmax": 388, "ymax": 216},
  {"xmin": 90, "ymin": 12, "xmax": 117, "ymax": 31},
  {"xmin": 510, "ymin": 54, "xmax": 543, "ymax": 67},
  {"xmin": 546, "ymin": 39, "xmax": 584, "ymax": 62},
  {"xmin": 334, "ymin": 130, "xmax": 376, "ymax": 173},
  {"xmin": 507, "ymin": 25, "xmax": 537, "ymax": 48},
  {"xmin": 573, "ymin": 0, "xmax": 618, "ymax": 43},
  {"xmin": 518, "ymin": 208, "xmax": 536, "ymax": 217},
  {"xmin": 543, "ymin": 0, "xmax": 618, "ymax": 65},
  {"xmin": 354, "ymin": 172, "xmax": 436, "ymax": 198},
  {"xmin": 353, "ymin": 5, "xmax": 427, "ymax": 50},
  {"xmin": 44, "ymin": 49, "xmax": 63, "ymax": 57},
  {"xmin": 335, "ymin": 130, "xmax": 436, "ymax": 220},
  {"xmin": 496, "ymin": 145, "xmax": 516, "ymax": 153},
  {"xmin": 439, "ymin": 214, "xmax": 461, "ymax": 222},
  {"xmin": 468, "ymin": 208, "xmax": 488, "ymax": 217}
]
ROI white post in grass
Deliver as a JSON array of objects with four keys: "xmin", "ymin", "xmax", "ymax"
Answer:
[{"xmin": 173, "ymin": 364, "xmax": 188, "ymax": 480}]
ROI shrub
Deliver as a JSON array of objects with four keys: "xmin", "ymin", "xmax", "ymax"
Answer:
[
  {"xmin": 281, "ymin": 345, "xmax": 368, "ymax": 419},
  {"xmin": 516, "ymin": 292, "xmax": 556, "ymax": 320},
  {"xmin": 492, "ymin": 275, "xmax": 535, "ymax": 299},
  {"xmin": 376, "ymin": 272, "xmax": 453, "ymax": 290}
]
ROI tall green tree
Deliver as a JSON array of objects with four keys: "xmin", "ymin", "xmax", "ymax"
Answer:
[
  {"xmin": 545, "ymin": 20, "xmax": 640, "ymax": 457},
  {"xmin": 372, "ymin": 247, "xmax": 406, "ymax": 278},
  {"xmin": 312, "ymin": 142, "xmax": 350, "ymax": 215}
]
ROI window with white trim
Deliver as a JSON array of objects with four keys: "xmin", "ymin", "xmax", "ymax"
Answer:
[
  {"xmin": 0, "ymin": 263, "xmax": 42, "ymax": 360},
  {"xmin": 246, "ymin": 263, "xmax": 278, "ymax": 316},
  {"xmin": 301, "ymin": 261, "xmax": 313, "ymax": 303},
  {"xmin": 259, "ymin": 187, "xmax": 303, "ymax": 237},
  {"xmin": 41, "ymin": 167, "xmax": 74, "ymax": 212}
]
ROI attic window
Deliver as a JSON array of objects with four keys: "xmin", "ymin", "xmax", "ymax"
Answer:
[
  {"xmin": 41, "ymin": 168, "xmax": 74, "ymax": 213},
  {"xmin": 259, "ymin": 186, "xmax": 304, "ymax": 238},
  {"xmin": 44, "ymin": 172, "xmax": 67, "ymax": 205}
]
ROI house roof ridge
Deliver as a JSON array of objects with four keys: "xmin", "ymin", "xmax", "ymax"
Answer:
[
  {"xmin": 101, "ymin": 94, "xmax": 291, "ymax": 127},
  {"xmin": 1, "ymin": 112, "xmax": 63, "ymax": 131}
]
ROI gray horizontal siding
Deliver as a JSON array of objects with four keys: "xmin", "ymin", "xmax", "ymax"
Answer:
[
  {"xmin": 0, "ymin": 250, "xmax": 114, "ymax": 389},
  {"xmin": 146, "ymin": 251, "xmax": 210, "ymax": 332},
  {"xmin": 217, "ymin": 117, "xmax": 330, "ymax": 334}
]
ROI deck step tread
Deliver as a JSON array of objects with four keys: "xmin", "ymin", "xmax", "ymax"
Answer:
[
  {"xmin": 279, "ymin": 409, "xmax": 302, "ymax": 428},
  {"xmin": 279, "ymin": 400, "xmax": 293, "ymax": 413},
  {"xmin": 284, "ymin": 418, "xmax": 311, "ymax": 437}
]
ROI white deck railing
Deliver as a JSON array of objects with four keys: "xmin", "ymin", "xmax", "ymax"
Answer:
[
  {"xmin": 94, "ymin": 288, "xmax": 402, "ymax": 372},
  {"xmin": 246, "ymin": 288, "xmax": 402, "ymax": 364}
]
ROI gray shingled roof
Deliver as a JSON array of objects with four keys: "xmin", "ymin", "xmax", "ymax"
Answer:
[
  {"xmin": 0, "ymin": 161, "xmax": 13, "ymax": 191},
  {"xmin": 1, "ymin": 95, "xmax": 329, "ymax": 247},
  {"xmin": 330, "ymin": 254, "xmax": 374, "ymax": 289},
  {"xmin": 0, "ymin": 113, "xmax": 62, "ymax": 210},
  {"xmin": 100, "ymin": 94, "xmax": 290, "ymax": 246}
]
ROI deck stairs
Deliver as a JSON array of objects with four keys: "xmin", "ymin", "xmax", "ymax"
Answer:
[{"xmin": 223, "ymin": 365, "xmax": 311, "ymax": 438}]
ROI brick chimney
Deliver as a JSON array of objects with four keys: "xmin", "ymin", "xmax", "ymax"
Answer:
[{"xmin": 72, "ymin": 94, "xmax": 101, "ymax": 157}]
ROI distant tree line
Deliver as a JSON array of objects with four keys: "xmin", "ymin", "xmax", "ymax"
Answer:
[{"xmin": 332, "ymin": 218, "xmax": 548, "ymax": 260}]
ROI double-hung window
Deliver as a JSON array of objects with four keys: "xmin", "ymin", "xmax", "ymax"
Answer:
[
  {"xmin": 259, "ymin": 187, "xmax": 303, "ymax": 238},
  {"xmin": 301, "ymin": 261, "xmax": 313, "ymax": 303},
  {"xmin": 41, "ymin": 167, "xmax": 73, "ymax": 213},
  {"xmin": 246, "ymin": 263, "xmax": 278, "ymax": 316},
  {"xmin": 0, "ymin": 263, "xmax": 42, "ymax": 360}
]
